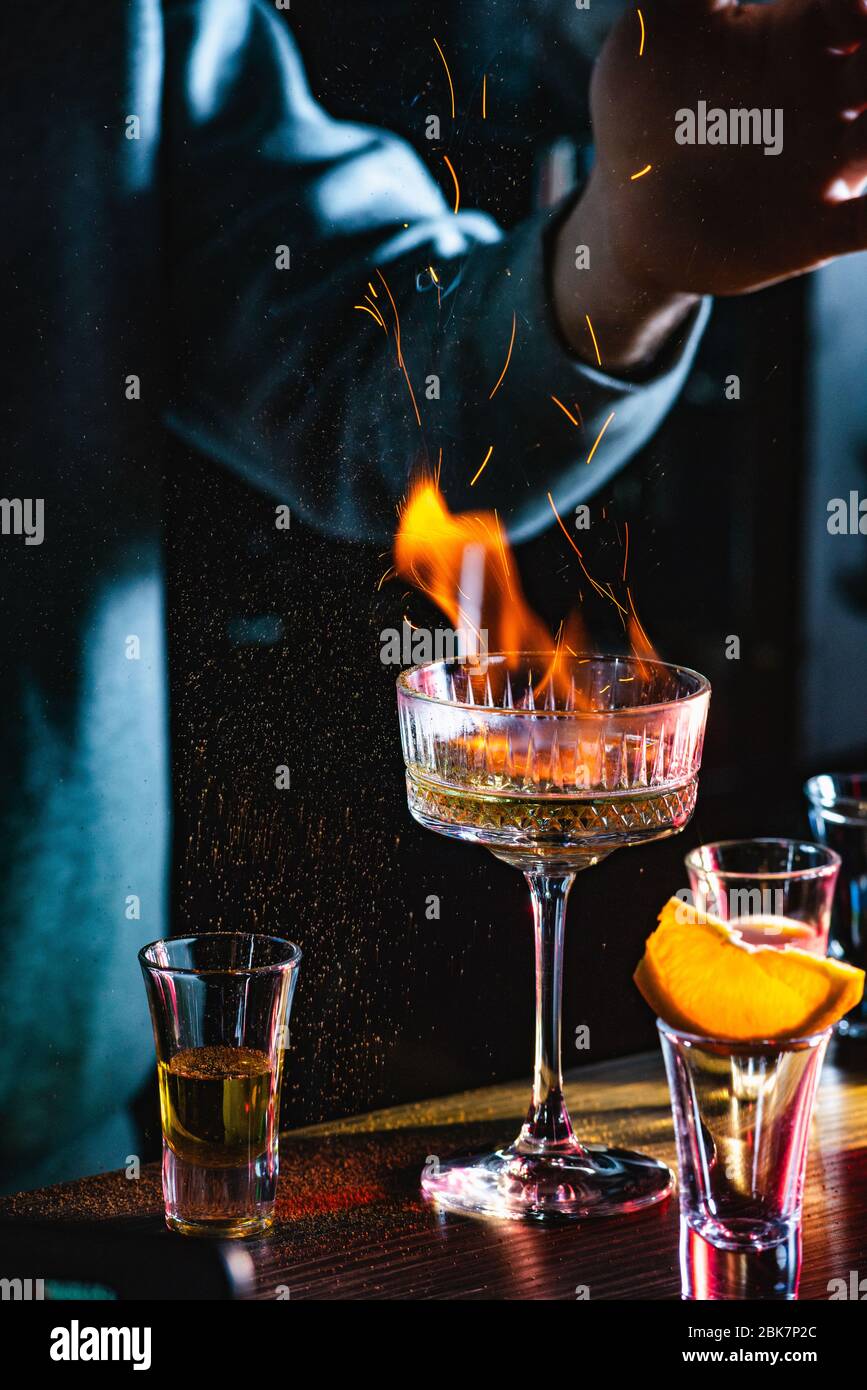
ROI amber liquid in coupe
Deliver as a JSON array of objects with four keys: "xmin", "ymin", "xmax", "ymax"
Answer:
[
  {"xmin": 158, "ymin": 1045, "xmax": 281, "ymax": 1233},
  {"xmin": 408, "ymin": 769, "xmax": 697, "ymax": 849}
]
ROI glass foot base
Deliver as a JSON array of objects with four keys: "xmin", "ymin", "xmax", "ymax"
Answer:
[{"xmin": 421, "ymin": 1141, "xmax": 674, "ymax": 1222}]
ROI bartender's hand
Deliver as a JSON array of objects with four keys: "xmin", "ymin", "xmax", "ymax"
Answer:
[{"xmin": 554, "ymin": 0, "xmax": 867, "ymax": 369}]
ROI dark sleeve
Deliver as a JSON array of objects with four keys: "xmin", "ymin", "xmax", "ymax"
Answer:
[{"xmin": 162, "ymin": 0, "xmax": 709, "ymax": 543}]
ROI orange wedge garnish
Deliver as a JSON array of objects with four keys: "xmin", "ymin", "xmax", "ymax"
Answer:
[{"xmin": 635, "ymin": 898, "xmax": 864, "ymax": 1041}]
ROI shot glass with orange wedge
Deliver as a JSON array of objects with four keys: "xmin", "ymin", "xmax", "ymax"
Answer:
[
  {"xmin": 636, "ymin": 898, "xmax": 864, "ymax": 1299},
  {"xmin": 684, "ymin": 838, "xmax": 841, "ymax": 957}
]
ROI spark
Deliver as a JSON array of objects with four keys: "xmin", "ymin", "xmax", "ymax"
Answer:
[
  {"xmin": 455, "ymin": 578, "xmax": 474, "ymax": 604},
  {"xmin": 493, "ymin": 507, "xmax": 513, "ymax": 598},
  {"xmin": 475, "ymin": 513, "xmax": 498, "ymax": 547},
  {"xmin": 489, "ymin": 312, "xmax": 517, "ymax": 399},
  {"xmin": 545, "ymin": 620, "xmax": 565, "ymax": 688},
  {"xmin": 546, "ymin": 491, "xmax": 628, "ymax": 616},
  {"xmin": 637, "ymin": 9, "xmax": 646, "ymax": 56},
  {"xmin": 546, "ymin": 490, "xmax": 585, "ymax": 561},
  {"xmin": 368, "ymin": 281, "xmax": 378, "ymax": 298},
  {"xmin": 455, "ymin": 608, "xmax": 488, "ymax": 652},
  {"xmin": 622, "ymin": 520, "xmax": 629, "ymax": 581},
  {"xmin": 364, "ymin": 294, "xmax": 387, "ymax": 328},
  {"xmin": 627, "ymin": 586, "xmax": 654, "ymax": 653},
  {"xmin": 585, "ymin": 314, "xmax": 602, "ymax": 366},
  {"xmin": 550, "ymin": 395, "xmax": 581, "ymax": 427},
  {"xmin": 630, "ymin": 164, "xmax": 652, "ymax": 181},
  {"xmin": 429, "ymin": 266, "xmax": 439, "ymax": 284},
  {"xmin": 408, "ymin": 570, "xmax": 489, "ymax": 654},
  {"xmin": 354, "ymin": 303, "xmax": 386, "ymax": 331},
  {"xmin": 599, "ymin": 684, "xmax": 611, "ymax": 696},
  {"xmin": 470, "ymin": 444, "xmax": 494, "ymax": 486},
  {"xmin": 586, "ymin": 410, "xmax": 615, "ymax": 465},
  {"xmin": 376, "ymin": 564, "xmax": 395, "ymax": 591},
  {"xmin": 433, "ymin": 38, "xmax": 456, "ymax": 119},
  {"xmin": 376, "ymin": 269, "xmax": 421, "ymax": 427},
  {"xmin": 443, "ymin": 154, "xmax": 461, "ymax": 214},
  {"xmin": 482, "ymin": 74, "xmax": 487, "ymax": 119},
  {"xmin": 605, "ymin": 581, "xmax": 629, "ymax": 618},
  {"xmin": 435, "ymin": 446, "xmax": 443, "ymax": 488}
]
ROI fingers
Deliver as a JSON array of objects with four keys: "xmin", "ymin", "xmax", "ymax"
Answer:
[
  {"xmin": 820, "ymin": 187, "xmax": 867, "ymax": 256},
  {"xmin": 839, "ymin": 41, "xmax": 867, "ymax": 112},
  {"xmin": 841, "ymin": 107, "xmax": 867, "ymax": 175}
]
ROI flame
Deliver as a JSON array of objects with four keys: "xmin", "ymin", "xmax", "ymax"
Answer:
[
  {"xmin": 395, "ymin": 480, "xmax": 585, "ymax": 698},
  {"xmin": 394, "ymin": 479, "xmax": 660, "ymax": 699}
]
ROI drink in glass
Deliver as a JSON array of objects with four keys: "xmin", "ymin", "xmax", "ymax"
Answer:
[
  {"xmin": 685, "ymin": 838, "xmax": 839, "ymax": 956},
  {"xmin": 139, "ymin": 933, "xmax": 301, "ymax": 1237},
  {"xmin": 398, "ymin": 652, "xmax": 710, "ymax": 1221}
]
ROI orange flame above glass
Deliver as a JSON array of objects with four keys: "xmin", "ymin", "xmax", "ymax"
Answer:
[{"xmin": 396, "ymin": 481, "xmax": 657, "ymax": 701}]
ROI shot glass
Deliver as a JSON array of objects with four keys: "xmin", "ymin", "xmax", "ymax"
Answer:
[
  {"xmin": 139, "ymin": 933, "xmax": 301, "ymax": 1238},
  {"xmin": 684, "ymin": 838, "xmax": 840, "ymax": 955},
  {"xmin": 659, "ymin": 1021, "xmax": 830, "ymax": 1300},
  {"xmin": 806, "ymin": 773, "xmax": 867, "ymax": 1038}
]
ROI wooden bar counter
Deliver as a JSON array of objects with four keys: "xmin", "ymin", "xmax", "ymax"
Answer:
[{"xmin": 2, "ymin": 1050, "xmax": 866, "ymax": 1300}]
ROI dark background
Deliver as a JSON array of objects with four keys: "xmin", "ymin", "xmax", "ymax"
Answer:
[{"xmin": 157, "ymin": 1, "xmax": 867, "ymax": 1136}]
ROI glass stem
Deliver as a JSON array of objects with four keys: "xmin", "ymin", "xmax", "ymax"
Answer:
[{"xmin": 520, "ymin": 870, "xmax": 579, "ymax": 1151}]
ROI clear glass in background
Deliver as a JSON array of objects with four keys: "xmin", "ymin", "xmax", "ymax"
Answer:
[
  {"xmin": 139, "ymin": 933, "xmax": 301, "ymax": 1238},
  {"xmin": 806, "ymin": 773, "xmax": 867, "ymax": 1038},
  {"xmin": 658, "ymin": 1020, "xmax": 830, "ymax": 1300},
  {"xmin": 398, "ymin": 652, "xmax": 710, "ymax": 1221},
  {"xmin": 684, "ymin": 838, "xmax": 840, "ymax": 956}
]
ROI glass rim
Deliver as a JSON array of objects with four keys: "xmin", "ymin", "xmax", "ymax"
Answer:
[
  {"xmin": 684, "ymin": 837, "xmax": 841, "ymax": 882},
  {"xmin": 396, "ymin": 651, "xmax": 710, "ymax": 718},
  {"xmin": 804, "ymin": 772, "xmax": 867, "ymax": 817},
  {"xmin": 138, "ymin": 932, "xmax": 302, "ymax": 976},
  {"xmin": 656, "ymin": 1016, "xmax": 832, "ymax": 1051}
]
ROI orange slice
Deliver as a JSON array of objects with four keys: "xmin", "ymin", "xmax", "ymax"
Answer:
[{"xmin": 634, "ymin": 898, "xmax": 864, "ymax": 1041}]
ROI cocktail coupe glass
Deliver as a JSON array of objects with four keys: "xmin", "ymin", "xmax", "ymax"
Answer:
[{"xmin": 397, "ymin": 652, "xmax": 710, "ymax": 1221}]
